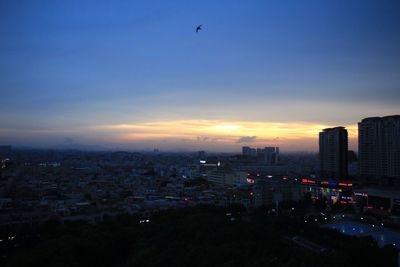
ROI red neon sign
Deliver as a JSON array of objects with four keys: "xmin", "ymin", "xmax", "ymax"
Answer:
[{"xmin": 338, "ymin": 183, "xmax": 353, "ymax": 187}]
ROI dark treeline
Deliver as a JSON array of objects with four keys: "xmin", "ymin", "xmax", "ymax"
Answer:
[{"xmin": 2, "ymin": 205, "xmax": 398, "ymax": 267}]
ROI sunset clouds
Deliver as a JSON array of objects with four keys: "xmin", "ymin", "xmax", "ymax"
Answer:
[{"xmin": 1, "ymin": 1, "xmax": 399, "ymax": 151}]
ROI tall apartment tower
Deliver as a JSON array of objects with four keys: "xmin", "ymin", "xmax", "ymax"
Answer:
[
  {"xmin": 242, "ymin": 146, "xmax": 279, "ymax": 165},
  {"xmin": 319, "ymin": 127, "xmax": 348, "ymax": 179},
  {"xmin": 242, "ymin": 146, "xmax": 257, "ymax": 156},
  {"xmin": 358, "ymin": 115, "xmax": 400, "ymax": 182},
  {"xmin": 263, "ymin": 147, "xmax": 279, "ymax": 165}
]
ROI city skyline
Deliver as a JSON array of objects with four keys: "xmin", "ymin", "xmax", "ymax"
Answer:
[
  {"xmin": 0, "ymin": 118, "xmax": 362, "ymax": 152},
  {"xmin": 1, "ymin": 1, "xmax": 400, "ymax": 151}
]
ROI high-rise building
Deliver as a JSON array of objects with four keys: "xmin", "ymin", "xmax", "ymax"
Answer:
[
  {"xmin": 263, "ymin": 147, "xmax": 279, "ymax": 165},
  {"xmin": 242, "ymin": 146, "xmax": 256, "ymax": 156},
  {"xmin": 358, "ymin": 115, "xmax": 400, "ymax": 182},
  {"xmin": 242, "ymin": 146, "xmax": 251, "ymax": 156},
  {"xmin": 319, "ymin": 127, "xmax": 348, "ymax": 179},
  {"xmin": 242, "ymin": 146, "xmax": 279, "ymax": 165}
]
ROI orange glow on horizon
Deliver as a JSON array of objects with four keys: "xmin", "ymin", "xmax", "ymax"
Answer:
[
  {"xmin": 0, "ymin": 119, "xmax": 359, "ymax": 151},
  {"xmin": 95, "ymin": 120, "xmax": 358, "ymax": 147}
]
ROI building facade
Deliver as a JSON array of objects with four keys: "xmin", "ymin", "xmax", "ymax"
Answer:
[
  {"xmin": 242, "ymin": 146, "xmax": 279, "ymax": 165},
  {"xmin": 319, "ymin": 127, "xmax": 348, "ymax": 179},
  {"xmin": 358, "ymin": 115, "xmax": 400, "ymax": 183}
]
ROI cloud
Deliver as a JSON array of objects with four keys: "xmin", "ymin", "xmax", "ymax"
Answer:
[
  {"xmin": 197, "ymin": 136, "xmax": 210, "ymax": 142},
  {"xmin": 1, "ymin": 119, "xmax": 360, "ymax": 151},
  {"xmin": 236, "ymin": 136, "xmax": 257, "ymax": 143}
]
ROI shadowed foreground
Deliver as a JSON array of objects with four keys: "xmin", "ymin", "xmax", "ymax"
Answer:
[{"xmin": 3, "ymin": 206, "xmax": 398, "ymax": 267}]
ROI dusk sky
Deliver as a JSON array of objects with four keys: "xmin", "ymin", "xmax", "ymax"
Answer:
[{"xmin": 1, "ymin": 0, "xmax": 399, "ymax": 152}]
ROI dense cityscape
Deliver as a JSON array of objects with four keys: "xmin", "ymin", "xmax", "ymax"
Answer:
[
  {"xmin": 0, "ymin": 115, "xmax": 399, "ymax": 266},
  {"xmin": 2, "ymin": 1, "xmax": 400, "ymax": 266}
]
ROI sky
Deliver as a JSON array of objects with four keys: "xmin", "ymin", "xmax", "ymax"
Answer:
[{"xmin": 0, "ymin": 0, "xmax": 399, "ymax": 152}]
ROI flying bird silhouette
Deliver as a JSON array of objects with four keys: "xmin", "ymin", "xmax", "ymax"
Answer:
[{"xmin": 196, "ymin": 25, "xmax": 202, "ymax": 33}]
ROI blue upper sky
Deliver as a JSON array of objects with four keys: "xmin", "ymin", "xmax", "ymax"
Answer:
[{"xmin": 0, "ymin": 0, "xmax": 399, "ymax": 151}]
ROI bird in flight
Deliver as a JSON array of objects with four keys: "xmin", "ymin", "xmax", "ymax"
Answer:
[{"xmin": 196, "ymin": 25, "xmax": 202, "ymax": 33}]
